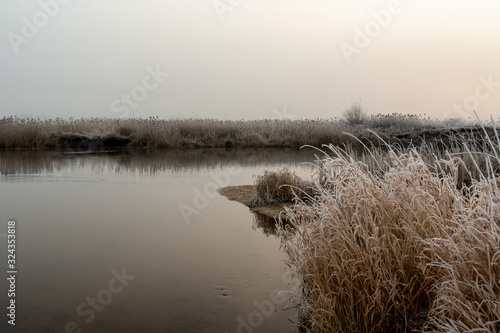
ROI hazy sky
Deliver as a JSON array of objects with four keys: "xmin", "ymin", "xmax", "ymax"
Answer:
[{"xmin": 1, "ymin": 0, "xmax": 499, "ymax": 120}]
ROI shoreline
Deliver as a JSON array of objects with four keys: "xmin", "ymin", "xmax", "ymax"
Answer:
[
  {"xmin": 1, "ymin": 116, "xmax": 494, "ymax": 150},
  {"xmin": 217, "ymin": 185, "xmax": 291, "ymax": 219}
]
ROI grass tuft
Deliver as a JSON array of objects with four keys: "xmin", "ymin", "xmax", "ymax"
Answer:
[{"xmin": 253, "ymin": 168, "xmax": 316, "ymax": 206}]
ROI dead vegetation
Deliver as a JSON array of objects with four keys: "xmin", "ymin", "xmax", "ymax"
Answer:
[
  {"xmin": 276, "ymin": 132, "xmax": 500, "ymax": 332},
  {"xmin": 251, "ymin": 168, "xmax": 316, "ymax": 207},
  {"xmin": 0, "ymin": 115, "xmax": 476, "ymax": 150}
]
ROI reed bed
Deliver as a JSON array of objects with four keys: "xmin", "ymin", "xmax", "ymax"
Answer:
[
  {"xmin": 0, "ymin": 115, "xmax": 464, "ymax": 150},
  {"xmin": 278, "ymin": 139, "xmax": 500, "ymax": 332}
]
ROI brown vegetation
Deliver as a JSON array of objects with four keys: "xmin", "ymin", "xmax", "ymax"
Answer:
[
  {"xmin": 0, "ymin": 115, "xmax": 473, "ymax": 150},
  {"xmin": 252, "ymin": 168, "xmax": 316, "ymax": 206},
  {"xmin": 277, "ymin": 138, "xmax": 500, "ymax": 332}
]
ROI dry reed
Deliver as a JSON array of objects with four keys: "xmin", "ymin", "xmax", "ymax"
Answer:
[
  {"xmin": 277, "ymin": 139, "xmax": 500, "ymax": 332},
  {"xmin": 0, "ymin": 115, "xmax": 470, "ymax": 150},
  {"xmin": 252, "ymin": 168, "xmax": 316, "ymax": 206}
]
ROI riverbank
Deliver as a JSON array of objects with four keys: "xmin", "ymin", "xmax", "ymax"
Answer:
[
  {"xmin": 235, "ymin": 140, "xmax": 499, "ymax": 332},
  {"xmin": 219, "ymin": 133, "xmax": 500, "ymax": 332},
  {"xmin": 218, "ymin": 185, "xmax": 291, "ymax": 219},
  {"xmin": 0, "ymin": 115, "xmax": 490, "ymax": 150}
]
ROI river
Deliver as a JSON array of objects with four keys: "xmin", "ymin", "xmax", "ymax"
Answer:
[{"xmin": 0, "ymin": 148, "xmax": 319, "ymax": 333}]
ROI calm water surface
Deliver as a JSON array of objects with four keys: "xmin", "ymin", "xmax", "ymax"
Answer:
[{"xmin": 0, "ymin": 148, "xmax": 318, "ymax": 333}]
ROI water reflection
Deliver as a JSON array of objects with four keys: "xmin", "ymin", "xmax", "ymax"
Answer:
[
  {"xmin": 0, "ymin": 148, "xmax": 318, "ymax": 333},
  {"xmin": 252, "ymin": 212, "xmax": 295, "ymax": 237},
  {"xmin": 0, "ymin": 148, "xmax": 318, "ymax": 176}
]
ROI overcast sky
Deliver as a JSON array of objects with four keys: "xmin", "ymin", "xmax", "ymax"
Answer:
[{"xmin": 1, "ymin": 0, "xmax": 499, "ymax": 121}]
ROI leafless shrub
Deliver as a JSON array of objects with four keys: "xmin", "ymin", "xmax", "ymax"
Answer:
[{"xmin": 342, "ymin": 101, "xmax": 367, "ymax": 125}]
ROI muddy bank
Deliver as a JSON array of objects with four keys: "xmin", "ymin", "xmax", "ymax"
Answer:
[{"xmin": 218, "ymin": 185, "xmax": 292, "ymax": 219}]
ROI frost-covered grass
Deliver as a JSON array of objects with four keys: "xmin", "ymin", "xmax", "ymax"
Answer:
[
  {"xmin": 0, "ymin": 115, "xmax": 465, "ymax": 149},
  {"xmin": 251, "ymin": 168, "xmax": 316, "ymax": 206},
  {"xmin": 278, "ymin": 134, "xmax": 500, "ymax": 332}
]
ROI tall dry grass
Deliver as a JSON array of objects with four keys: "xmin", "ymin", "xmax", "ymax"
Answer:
[
  {"xmin": 0, "ymin": 115, "xmax": 468, "ymax": 150},
  {"xmin": 278, "ymin": 140, "xmax": 500, "ymax": 332},
  {"xmin": 252, "ymin": 168, "xmax": 316, "ymax": 206}
]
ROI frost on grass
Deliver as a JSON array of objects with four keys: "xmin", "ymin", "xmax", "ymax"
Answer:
[
  {"xmin": 0, "ymin": 115, "xmax": 485, "ymax": 149},
  {"xmin": 250, "ymin": 168, "xmax": 316, "ymax": 207},
  {"xmin": 278, "ymin": 141, "xmax": 500, "ymax": 332}
]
